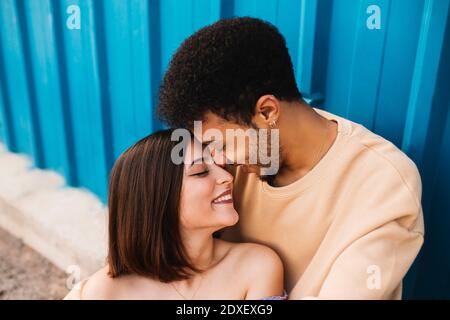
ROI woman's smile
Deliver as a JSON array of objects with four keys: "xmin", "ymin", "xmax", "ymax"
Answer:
[{"xmin": 212, "ymin": 189, "xmax": 233, "ymax": 205}]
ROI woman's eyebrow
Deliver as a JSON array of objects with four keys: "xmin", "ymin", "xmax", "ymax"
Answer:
[
  {"xmin": 202, "ymin": 140, "xmax": 214, "ymax": 147},
  {"xmin": 189, "ymin": 157, "xmax": 203, "ymax": 167}
]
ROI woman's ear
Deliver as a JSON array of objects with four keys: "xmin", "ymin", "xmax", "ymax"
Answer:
[{"xmin": 252, "ymin": 95, "xmax": 280, "ymax": 128}]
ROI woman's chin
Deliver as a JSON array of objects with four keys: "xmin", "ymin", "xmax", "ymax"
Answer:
[{"xmin": 216, "ymin": 208, "xmax": 239, "ymax": 226}]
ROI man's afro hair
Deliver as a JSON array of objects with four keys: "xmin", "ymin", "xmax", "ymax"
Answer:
[{"xmin": 157, "ymin": 17, "xmax": 302, "ymax": 128}]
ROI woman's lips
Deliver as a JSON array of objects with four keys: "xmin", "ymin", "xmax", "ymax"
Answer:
[{"xmin": 212, "ymin": 190, "xmax": 233, "ymax": 204}]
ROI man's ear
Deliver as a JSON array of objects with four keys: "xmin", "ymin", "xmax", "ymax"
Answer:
[{"xmin": 252, "ymin": 95, "xmax": 280, "ymax": 128}]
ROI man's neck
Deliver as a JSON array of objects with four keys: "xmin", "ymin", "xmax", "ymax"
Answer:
[{"xmin": 272, "ymin": 102, "xmax": 338, "ymax": 187}]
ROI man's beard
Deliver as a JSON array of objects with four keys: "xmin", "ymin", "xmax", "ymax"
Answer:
[
  {"xmin": 249, "ymin": 122, "xmax": 282, "ymax": 184},
  {"xmin": 259, "ymin": 172, "xmax": 274, "ymax": 183},
  {"xmin": 259, "ymin": 155, "xmax": 283, "ymax": 184}
]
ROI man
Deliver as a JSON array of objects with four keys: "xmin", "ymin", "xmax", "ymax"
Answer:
[{"xmin": 157, "ymin": 17, "xmax": 424, "ymax": 299}]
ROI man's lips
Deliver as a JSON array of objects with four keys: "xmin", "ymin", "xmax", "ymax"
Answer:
[{"xmin": 212, "ymin": 189, "xmax": 233, "ymax": 204}]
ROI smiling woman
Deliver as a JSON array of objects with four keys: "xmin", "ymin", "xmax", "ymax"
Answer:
[{"xmin": 64, "ymin": 129, "xmax": 286, "ymax": 300}]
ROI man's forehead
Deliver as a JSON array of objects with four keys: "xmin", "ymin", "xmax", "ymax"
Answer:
[
  {"xmin": 201, "ymin": 111, "xmax": 227, "ymax": 128},
  {"xmin": 191, "ymin": 112, "xmax": 254, "ymax": 150},
  {"xmin": 197, "ymin": 112, "xmax": 245, "ymax": 132},
  {"xmin": 192, "ymin": 112, "xmax": 225, "ymax": 142}
]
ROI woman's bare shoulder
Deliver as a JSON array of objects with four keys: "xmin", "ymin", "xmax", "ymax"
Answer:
[
  {"xmin": 217, "ymin": 239, "xmax": 283, "ymax": 273},
  {"xmin": 80, "ymin": 266, "xmax": 120, "ymax": 300}
]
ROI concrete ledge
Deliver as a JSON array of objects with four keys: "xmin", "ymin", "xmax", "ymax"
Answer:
[{"xmin": 0, "ymin": 143, "xmax": 107, "ymax": 279}]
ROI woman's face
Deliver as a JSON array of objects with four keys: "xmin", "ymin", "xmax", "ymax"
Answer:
[{"xmin": 179, "ymin": 140, "xmax": 239, "ymax": 231}]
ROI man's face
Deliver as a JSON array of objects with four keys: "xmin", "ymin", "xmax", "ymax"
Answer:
[{"xmin": 193, "ymin": 111, "xmax": 280, "ymax": 177}]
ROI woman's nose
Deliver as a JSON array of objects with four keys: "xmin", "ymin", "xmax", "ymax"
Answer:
[{"xmin": 215, "ymin": 165, "xmax": 234, "ymax": 185}]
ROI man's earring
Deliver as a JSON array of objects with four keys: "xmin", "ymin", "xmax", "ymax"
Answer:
[{"xmin": 269, "ymin": 120, "xmax": 277, "ymax": 129}]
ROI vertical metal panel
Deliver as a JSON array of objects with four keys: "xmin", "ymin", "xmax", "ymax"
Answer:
[
  {"xmin": 0, "ymin": 59, "xmax": 10, "ymax": 146},
  {"xmin": 56, "ymin": 0, "xmax": 110, "ymax": 199},
  {"xmin": 0, "ymin": 0, "xmax": 449, "ymax": 299},
  {"xmin": 402, "ymin": 0, "xmax": 450, "ymax": 298},
  {"xmin": 374, "ymin": 0, "xmax": 424, "ymax": 146},
  {"xmin": 325, "ymin": 0, "xmax": 393, "ymax": 127},
  {"xmin": 159, "ymin": 0, "xmax": 221, "ymax": 73},
  {"xmin": 101, "ymin": 0, "xmax": 153, "ymax": 159},
  {"xmin": 0, "ymin": 0, "xmax": 41, "ymax": 162},
  {"xmin": 296, "ymin": 0, "xmax": 319, "ymax": 100},
  {"xmin": 21, "ymin": 0, "xmax": 72, "ymax": 179}
]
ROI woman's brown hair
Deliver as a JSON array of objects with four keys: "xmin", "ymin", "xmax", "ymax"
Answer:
[{"xmin": 107, "ymin": 129, "xmax": 198, "ymax": 282}]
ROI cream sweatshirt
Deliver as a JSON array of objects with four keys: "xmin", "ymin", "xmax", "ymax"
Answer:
[{"xmin": 223, "ymin": 108, "xmax": 424, "ymax": 299}]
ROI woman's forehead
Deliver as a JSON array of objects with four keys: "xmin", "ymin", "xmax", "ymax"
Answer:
[{"xmin": 184, "ymin": 138, "xmax": 207, "ymax": 165}]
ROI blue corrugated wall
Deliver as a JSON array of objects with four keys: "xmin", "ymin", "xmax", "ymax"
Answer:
[{"xmin": 0, "ymin": 0, "xmax": 449, "ymax": 299}]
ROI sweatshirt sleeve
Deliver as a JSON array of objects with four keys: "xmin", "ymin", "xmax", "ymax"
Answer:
[
  {"xmin": 296, "ymin": 220, "xmax": 423, "ymax": 299},
  {"xmin": 289, "ymin": 153, "xmax": 425, "ymax": 300}
]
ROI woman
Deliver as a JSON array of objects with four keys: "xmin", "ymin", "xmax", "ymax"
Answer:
[{"xmin": 64, "ymin": 129, "xmax": 286, "ymax": 300}]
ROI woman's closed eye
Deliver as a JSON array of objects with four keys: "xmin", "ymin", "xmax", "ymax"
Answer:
[
  {"xmin": 191, "ymin": 170, "xmax": 209, "ymax": 177},
  {"xmin": 189, "ymin": 163, "xmax": 210, "ymax": 177}
]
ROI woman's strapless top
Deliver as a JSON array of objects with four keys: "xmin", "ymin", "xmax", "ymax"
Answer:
[{"xmin": 63, "ymin": 279, "xmax": 287, "ymax": 300}]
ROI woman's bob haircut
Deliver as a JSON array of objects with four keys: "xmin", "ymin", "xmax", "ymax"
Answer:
[{"xmin": 107, "ymin": 129, "xmax": 199, "ymax": 282}]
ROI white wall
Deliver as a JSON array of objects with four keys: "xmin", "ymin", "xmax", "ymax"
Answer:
[{"xmin": 0, "ymin": 143, "xmax": 107, "ymax": 283}]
